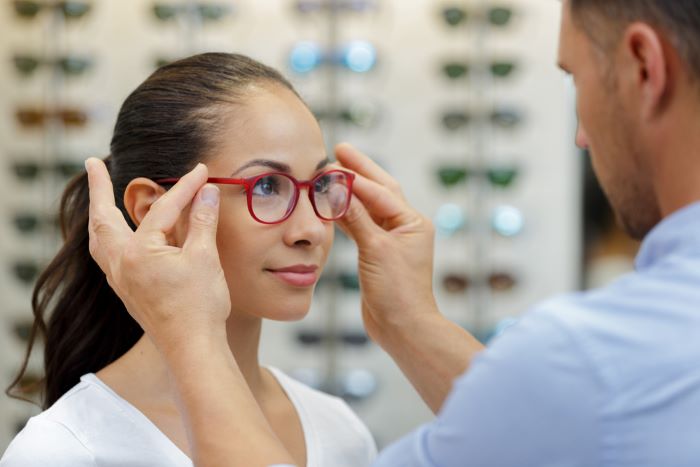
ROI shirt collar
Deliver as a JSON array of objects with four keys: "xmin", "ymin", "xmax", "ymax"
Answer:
[{"xmin": 636, "ymin": 200, "xmax": 700, "ymax": 270}]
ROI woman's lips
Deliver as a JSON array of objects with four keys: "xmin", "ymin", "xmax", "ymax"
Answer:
[{"xmin": 267, "ymin": 265, "xmax": 318, "ymax": 287}]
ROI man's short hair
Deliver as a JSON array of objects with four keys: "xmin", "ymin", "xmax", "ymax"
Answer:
[{"xmin": 570, "ymin": 0, "xmax": 700, "ymax": 79}]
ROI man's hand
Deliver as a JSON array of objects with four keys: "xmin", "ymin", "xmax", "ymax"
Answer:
[
  {"xmin": 335, "ymin": 143, "xmax": 484, "ymax": 412},
  {"xmin": 335, "ymin": 143, "xmax": 440, "ymax": 343},
  {"xmin": 85, "ymin": 158, "xmax": 230, "ymax": 352}
]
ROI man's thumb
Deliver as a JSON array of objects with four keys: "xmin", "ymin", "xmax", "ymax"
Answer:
[{"xmin": 184, "ymin": 184, "xmax": 220, "ymax": 252}]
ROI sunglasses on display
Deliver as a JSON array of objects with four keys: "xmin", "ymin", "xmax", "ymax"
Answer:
[
  {"xmin": 13, "ymin": 1, "xmax": 91, "ymax": 19},
  {"xmin": 13, "ymin": 318, "xmax": 34, "ymax": 343},
  {"xmin": 152, "ymin": 3, "xmax": 233, "ymax": 22},
  {"xmin": 289, "ymin": 40, "xmax": 377, "ymax": 74},
  {"xmin": 442, "ymin": 271, "xmax": 518, "ymax": 293},
  {"xmin": 296, "ymin": 329, "xmax": 369, "ymax": 347},
  {"xmin": 441, "ymin": 111, "xmax": 471, "ymax": 131},
  {"xmin": 13, "ymin": 55, "xmax": 93, "ymax": 77},
  {"xmin": 434, "ymin": 203, "xmax": 524, "ymax": 237},
  {"xmin": 12, "ymin": 260, "xmax": 40, "ymax": 285},
  {"xmin": 313, "ymin": 101, "xmax": 381, "ymax": 129},
  {"xmin": 157, "ymin": 170, "xmax": 354, "ymax": 224},
  {"xmin": 441, "ymin": 5, "xmax": 513, "ymax": 28},
  {"xmin": 16, "ymin": 108, "xmax": 89, "ymax": 128},
  {"xmin": 294, "ymin": 0, "xmax": 377, "ymax": 14},
  {"xmin": 441, "ymin": 61, "xmax": 517, "ymax": 80},
  {"xmin": 12, "ymin": 212, "xmax": 59, "ymax": 235},
  {"xmin": 436, "ymin": 165, "xmax": 519, "ymax": 189},
  {"xmin": 440, "ymin": 109, "xmax": 524, "ymax": 132},
  {"xmin": 10, "ymin": 159, "xmax": 84, "ymax": 182}
]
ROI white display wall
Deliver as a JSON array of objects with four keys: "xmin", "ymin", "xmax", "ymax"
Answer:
[{"xmin": 0, "ymin": 0, "xmax": 580, "ymax": 453}]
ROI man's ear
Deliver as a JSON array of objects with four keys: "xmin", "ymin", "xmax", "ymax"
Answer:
[
  {"xmin": 123, "ymin": 177, "xmax": 167, "ymax": 227},
  {"xmin": 620, "ymin": 22, "xmax": 670, "ymax": 119}
]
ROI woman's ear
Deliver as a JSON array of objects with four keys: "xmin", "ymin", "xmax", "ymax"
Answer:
[{"xmin": 123, "ymin": 178, "xmax": 167, "ymax": 227}]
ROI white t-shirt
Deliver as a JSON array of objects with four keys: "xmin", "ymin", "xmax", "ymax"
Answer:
[{"xmin": 0, "ymin": 368, "xmax": 377, "ymax": 467}]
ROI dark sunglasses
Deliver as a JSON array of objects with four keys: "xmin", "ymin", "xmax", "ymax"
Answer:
[
  {"xmin": 12, "ymin": 260, "xmax": 41, "ymax": 285},
  {"xmin": 313, "ymin": 102, "xmax": 381, "ymax": 130},
  {"xmin": 442, "ymin": 271, "xmax": 518, "ymax": 294},
  {"xmin": 441, "ymin": 61, "xmax": 517, "ymax": 80},
  {"xmin": 441, "ymin": 5, "xmax": 513, "ymax": 28},
  {"xmin": 13, "ymin": 55, "xmax": 93, "ymax": 77},
  {"xmin": 10, "ymin": 159, "xmax": 84, "ymax": 182},
  {"xmin": 436, "ymin": 165, "xmax": 520, "ymax": 189},
  {"xmin": 296, "ymin": 329, "xmax": 369, "ymax": 347},
  {"xmin": 152, "ymin": 3, "xmax": 233, "ymax": 22},
  {"xmin": 13, "ymin": 1, "xmax": 91, "ymax": 19}
]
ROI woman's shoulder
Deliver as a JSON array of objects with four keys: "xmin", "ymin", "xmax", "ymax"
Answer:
[
  {"xmin": 0, "ymin": 416, "xmax": 95, "ymax": 466},
  {"xmin": 0, "ymin": 375, "xmax": 109, "ymax": 466}
]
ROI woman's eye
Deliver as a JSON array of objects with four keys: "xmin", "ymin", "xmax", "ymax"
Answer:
[
  {"xmin": 314, "ymin": 175, "xmax": 331, "ymax": 193},
  {"xmin": 253, "ymin": 176, "xmax": 279, "ymax": 196}
]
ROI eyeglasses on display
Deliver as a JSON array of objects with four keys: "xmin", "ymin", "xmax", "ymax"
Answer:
[
  {"xmin": 289, "ymin": 40, "xmax": 377, "ymax": 74},
  {"xmin": 339, "ymin": 368, "xmax": 378, "ymax": 402},
  {"xmin": 441, "ymin": 5, "xmax": 513, "ymax": 28},
  {"xmin": 294, "ymin": 0, "xmax": 377, "ymax": 14},
  {"xmin": 15, "ymin": 372, "xmax": 42, "ymax": 397},
  {"xmin": 157, "ymin": 170, "xmax": 354, "ymax": 224},
  {"xmin": 13, "ymin": 1, "xmax": 91, "ymax": 19},
  {"xmin": 441, "ymin": 60, "xmax": 517, "ymax": 80},
  {"xmin": 442, "ymin": 271, "xmax": 518, "ymax": 293},
  {"xmin": 16, "ymin": 108, "xmax": 89, "ymax": 128},
  {"xmin": 13, "ymin": 55, "xmax": 93, "ymax": 77},
  {"xmin": 436, "ymin": 165, "xmax": 520, "ymax": 189},
  {"xmin": 490, "ymin": 108, "xmax": 523, "ymax": 130},
  {"xmin": 152, "ymin": 3, "xmax": 233, "ymax": 21}
]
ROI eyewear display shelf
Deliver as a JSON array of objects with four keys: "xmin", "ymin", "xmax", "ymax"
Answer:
[{"xmin": 0, "ymin": 0, "xmax": 579, "ymax": 453}]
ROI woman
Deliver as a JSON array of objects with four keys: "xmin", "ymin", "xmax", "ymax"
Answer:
[{"xmin": 1, "ymin": 53, "xmax": 376, "ymax": 467}]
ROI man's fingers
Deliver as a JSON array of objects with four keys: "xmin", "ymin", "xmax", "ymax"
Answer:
[
  {"xmin": 351, "ymin": 174, "xmax": 411, "ymax": 226},
  {"xmin": 183, "ymin": 184, "xmax": 221, "ymax": 255},
  {"xmin": 337, "ymin": 196, "xmax": 384, "ymax": 249},
  {"xmin": 139, "ymin": 163, "xmax": 208, "ymax": 234},
  {"xmin": 335, "ymin": 143, "xmax": 405, "ymax": 200},
  {"xmin": 85, "ymin": 157, "xmax": 131, "ymax": 268}
]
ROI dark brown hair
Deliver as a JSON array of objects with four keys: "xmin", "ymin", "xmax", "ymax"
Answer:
[
  {"xmin": 7, "ymin": 52, "xmax": 300, "ymax": 409},
  {"xmin": 570, "ymin": 0, "xmax": 700, "ymax": 78}
]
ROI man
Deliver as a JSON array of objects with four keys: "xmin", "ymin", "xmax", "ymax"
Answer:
[{"xmin": 85, "ymin": 0, "xmax": 700, "ymax": 465}]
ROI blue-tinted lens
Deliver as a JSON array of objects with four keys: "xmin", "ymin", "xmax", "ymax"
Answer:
[
  {"xmin": 290, "ymin": 41, "xmax": 323, "ymax": 74},
  {"xmin": 340, "ymin": 41, "xmax": 376, "ymax": 73},
  {"xmin": 492, "ymin": 205, "xmax": 523, "ymax": 237},
  {"xmin": 435, "ymin": 203, "xmax": 466, "ymax": 237}
]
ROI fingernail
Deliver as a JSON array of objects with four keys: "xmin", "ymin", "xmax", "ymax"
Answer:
[
  {"xmin": 84, "ymin": 158, "xmax": 94, "ymax": 172},
  {"xmin": 200, "ymin": 185, "xmax": 219, "ymax": 207}
]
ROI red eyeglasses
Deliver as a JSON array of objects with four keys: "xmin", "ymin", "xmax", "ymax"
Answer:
[{"xmin": 157, "ymin": 169, "xmax": 355, "ymax": 225}]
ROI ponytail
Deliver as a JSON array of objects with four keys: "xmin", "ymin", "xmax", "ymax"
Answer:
[{"xmin": 6, "ymin": 156, "xmax": 142, "ymax": 409}]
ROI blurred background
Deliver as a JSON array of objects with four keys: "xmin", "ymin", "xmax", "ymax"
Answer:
[{"xmin": 0, "ymin": 0, "xmax": 639, "ymax": 453}]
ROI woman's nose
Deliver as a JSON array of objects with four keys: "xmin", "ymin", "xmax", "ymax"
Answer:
[{"xmin": 282, "ymin": 191, "xmax": 326, "ymax": 247}]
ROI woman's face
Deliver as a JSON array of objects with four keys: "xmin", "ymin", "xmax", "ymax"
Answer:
[{"xmin": 199, "ymin": 85, "xmax": 334, "ymax": 322}]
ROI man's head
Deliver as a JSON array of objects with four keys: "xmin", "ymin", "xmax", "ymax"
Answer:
[{"xmin": 559, "ymin": 0, "xmax": 700, "ymax": 239}]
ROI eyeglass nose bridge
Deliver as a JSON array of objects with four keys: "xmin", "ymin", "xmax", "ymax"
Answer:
[{"xmin": 279, "ymin": 178, "xmax": 327, "ymax": 223}]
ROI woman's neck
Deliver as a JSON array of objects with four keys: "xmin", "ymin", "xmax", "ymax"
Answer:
[{"xmin": 99, "ymin": 311, "xmax": 267, "ymax": 405}]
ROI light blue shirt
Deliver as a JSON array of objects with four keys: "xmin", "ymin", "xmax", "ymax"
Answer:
[{"xmin": 373, "ymin": 201, "xmax": 700, "ymax": 466}]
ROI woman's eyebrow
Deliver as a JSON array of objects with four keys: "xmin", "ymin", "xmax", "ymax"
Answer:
[{"xmin": 230, "ymin": 158, "xmax": 330, "ymax": 176}]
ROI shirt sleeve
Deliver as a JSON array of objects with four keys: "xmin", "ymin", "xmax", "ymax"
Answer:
[
  {"xmin": 0, "ymin": 418, "xmax": 96, "ymax": 467},
  {"xmin": 372, "ymin": 308, "xmax": 602, "ymax": 467}
]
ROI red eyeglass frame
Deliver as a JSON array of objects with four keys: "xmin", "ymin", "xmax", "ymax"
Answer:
[{"xmin": 156, "ymin": 169, "xmax": 355, "ymax": 225}]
